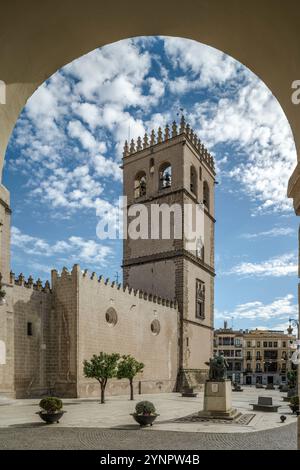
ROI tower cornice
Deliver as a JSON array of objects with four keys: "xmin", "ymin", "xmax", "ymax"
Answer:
[
  {"xmin": 122, "ymin": 249, "xmax": 216, "ymax": 277},
  {"xmin": 122, "ymin": 116, "xmax": 215, "ymax": 175}
]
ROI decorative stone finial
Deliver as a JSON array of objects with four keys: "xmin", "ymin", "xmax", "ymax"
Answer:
[
  {"xmin": 123, "ymin": 140, "xmax": 129, "ymax": 157},
  {"xmin": 180, "ymin": 115, "xmax": 186, "ymax": 133},
  {"xmin": 164, "ymin": 124, "xmax": 170, "ymax": 140},
  {"xmin": 27, "ymin": 275, "xmax": 33, "ymax": 287},
  {"xmin": 18, "ymin": 273, "xmax": 25, "ymax": 285},
  {"xmin": 185, "ymin": 123, "xmax": 190, "ymax": 137},
  {"xmin": 150, "ymin": 130, "xmax": 156, "ymax": 146},
  {"xmin": 172, "ymin": 121, "xmax": 177, "ymax": 137},
  {"xmin": 143, "ymin": 133, "xmax": 149, "ymax": 149},
  {"xmin": 36, "ymin": 278, "xmax": 42, "ymax": 290},
  {"xmin": 130, "ymin": 139, "xmax": 135, "ymax": 154},
  {"xmin": 137, "ymin": 136, "xmax": 142, "ymax": 151},
  {"xmin": 157, "ymin": 127, "xmax": 163, "ymax": 143}
]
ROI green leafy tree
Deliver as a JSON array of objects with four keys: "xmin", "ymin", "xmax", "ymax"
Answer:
[
  {"xmin": 117, "ymin": 355, "xmax": 144, "ymax": 400},
  {"xmin": 287, "ymin": 370, "xmax": 297, "ymax": 390},
  {"xmin": 83, "ymin": 352, "xmax": 120, "ymax": 404}
]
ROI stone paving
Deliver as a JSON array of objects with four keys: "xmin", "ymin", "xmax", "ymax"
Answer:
[
  {"xmin": 0, "ymin": 387, "xmax": 298, "ymax": 449},
  {"xmin": 0, "ymin": 424, "xmax": 296, "ymax": 450}
]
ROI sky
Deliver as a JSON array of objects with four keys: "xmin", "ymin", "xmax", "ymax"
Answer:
[{"xmin": 2, "ymin": 36, "xmax": 298, "ymax": 333}]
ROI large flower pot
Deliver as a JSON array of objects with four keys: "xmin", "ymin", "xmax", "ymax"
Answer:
[
  {"xmin": 131, "ymin": 413, "xmax": 159, "ymax": 427},
  {"xmin": 37, "ymin": 411, "xmax": 65, "ymax": 424}
]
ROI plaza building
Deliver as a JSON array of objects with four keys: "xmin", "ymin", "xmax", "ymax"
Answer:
[
  {"xmin": 213, "ymin": 322, "xmax": 244, "ymax": 384},
  {"xmin": 243, "ymin": 329, "xmax": 295, "ymax": 386},
  {"xmin": 0, "ymin": 117, "xmax": 216, "ymax": 398},
  {"xmin": 214, "ymin": 323, "xmax": 296, "ymax": 386}
]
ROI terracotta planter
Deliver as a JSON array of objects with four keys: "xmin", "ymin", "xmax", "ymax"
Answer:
[{"xmin": 131, "ymin": 413, "xmax": 159, "ymax": 427}]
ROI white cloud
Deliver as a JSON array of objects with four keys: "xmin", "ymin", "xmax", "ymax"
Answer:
[
  {"xmin": 241, "ymin": 227, "xmax": 295, "ymax": 239},
  {"xmin": 226, "ymin": 252, "xmax": 297, "ymax": 277},
  {"xmin": 11, "ymin": 227, "xmax": 112, "ymax": 266},
  {"xmin": 8, "ymin": 36, "xmax": 296, "ymax": 221},
  {"xmin": 92, "ymin": 154, "xmax": 122, "ymax": 180},
  {"xmin": 216, "ymin": 294, "xmax": 297, "ymax": 321},
  {"xmin": 72, "ymin": 102, "xmax": 102, "ymax": 130},
  {"xmin": 164, "ymin": 37, "xmax": 240, "ymax": 87},
  {"xmin": 191, "ymin": 77, "xmax": 297, "ymax": 213},
  {"xmin": 67, "ymin": 120, "xmax": 106, "ymax": 153}
]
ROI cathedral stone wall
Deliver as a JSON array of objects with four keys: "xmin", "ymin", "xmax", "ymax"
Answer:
[
  {"xmin": 0, "ymin": 277, "xmax": 52, "ymax": 398},
  {"xmin": 13, "ymin": 283, "xmax": 51, "ymax": 398},
  {"xmin": 0, "ymin": 266, "xmax": 178, "ymax": 399},
  {"xmin": 75, "ymin": 265, "xmax": 179, "ymax": 397},
  {"xmin": 0, "ymin": 284, "xmax": 14, "ymax": 397},
  {"xmin": 0, "ymin": 185, "xmax": 11, "ymax": 284}
]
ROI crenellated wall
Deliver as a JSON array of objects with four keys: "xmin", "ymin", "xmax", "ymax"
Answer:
[
  {"xmin": 50, "ymin": 265, "xmax": 178, "ymax": 397},
  {"xmin": 0, "ymin": 272, "xmax": 52, "ymax": 398},
  {"xmin": 123, "ymin": 116, "xmax": 215, "ymax": 174}
]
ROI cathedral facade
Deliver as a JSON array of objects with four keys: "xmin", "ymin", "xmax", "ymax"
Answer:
[{"xmin": 0, "ymin": 117, "xmax": 215, "ymax": 398}]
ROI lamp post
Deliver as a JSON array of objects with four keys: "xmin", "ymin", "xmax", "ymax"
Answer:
[
  {"xmin": 288, "ymin": 318, "xmax": 299, "ymax": 395},
  {"xmin": 288, "ymin": 318, "xmax": 299, "ymax": 340}
]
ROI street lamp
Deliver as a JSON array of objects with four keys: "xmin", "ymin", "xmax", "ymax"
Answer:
[
  {"xmin": 288, "ymin": 318, "xmax": 299, "ymax": 395},
  {"xmin": 288, "ymin": 318, "xmax": 299, "ymax": 340}
]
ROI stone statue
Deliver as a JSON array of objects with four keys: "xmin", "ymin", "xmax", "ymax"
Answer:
[{"xmin": 205, "ymin": 352, "xmax": 229, "ymax": 381}]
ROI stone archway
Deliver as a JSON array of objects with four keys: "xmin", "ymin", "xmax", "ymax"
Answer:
[
  {"xmin": 0, "ymin": 0, "xmax": 299, "ymax": 445},
  {"xmin": 0, "ymin": 0, "xmax": 300, "ymax": 196}
]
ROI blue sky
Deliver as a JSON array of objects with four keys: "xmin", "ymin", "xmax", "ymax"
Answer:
[{"xmin": 2, "ymin": 36, "xmax": 298, "ymax": 332}]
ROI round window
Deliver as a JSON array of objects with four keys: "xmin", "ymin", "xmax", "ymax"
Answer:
[
  {"xmin": 105, "ymin": 307, "xmax": 118, "ymax": 326},
  {"xmin": 151, "ymin": 319, "xmax": 161, "ymax": 336}
]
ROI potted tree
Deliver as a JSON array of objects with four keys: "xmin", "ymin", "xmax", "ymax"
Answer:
[
  {"xmin": 131, "ymin": 400, "xmax": 159, "ymax": 427},
  {"xmin": 289, "ymin": 396, "xmax": 299, "ymax": 414},
  {"xmin": 83, "ymin": 352, "xmax": 120, "ymax": 404},
  {"xmin": 117, "ymin": 354, "xmax": 144, "ymax": 401},
  {"xmin": 37, "ymin": 397, "xmax": 65, "ymax": 424}
]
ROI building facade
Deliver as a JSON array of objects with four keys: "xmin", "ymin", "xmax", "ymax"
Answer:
[
  {"xmin": 214, "ymin": 323, "xmax": 296, "ymax": 385},
  {"xmin": 0, "ymin": 117, "xmax": 215, "ymax": 398},
  {"xmin": 213, "ymin": 322, "xmax": 244, "ymax": 384}
]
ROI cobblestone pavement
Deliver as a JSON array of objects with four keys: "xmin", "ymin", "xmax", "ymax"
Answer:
[{"xmin": 0, "ymin": 423, "xmax": 296, "ymax": 450}]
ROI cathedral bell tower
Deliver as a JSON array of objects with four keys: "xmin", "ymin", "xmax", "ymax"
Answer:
[{"xmin": 122, "ymin": 116, "xmax": 215, "ymax": 389}]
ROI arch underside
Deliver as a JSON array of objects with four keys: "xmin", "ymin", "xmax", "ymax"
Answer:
[{"xmin": 0, "ymin": 0, "xmax": 300, "ymax": 211}]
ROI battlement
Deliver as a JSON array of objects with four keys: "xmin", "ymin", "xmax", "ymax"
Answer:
[
  {"xmin": 123, "ymin": 115, "xmax": 215, "ymax": 173},
  {"xmin": 10, "ymin": 271, "xmax": 51, "ymax": 293},
  {"xmin": 52, "ymin": 265, "xmax": 177, "ymax": 309}
]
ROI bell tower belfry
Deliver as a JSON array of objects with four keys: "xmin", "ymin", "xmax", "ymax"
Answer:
[{"xmin": 122, "ymin": 116, "xmax": 216, "ymax": 389}]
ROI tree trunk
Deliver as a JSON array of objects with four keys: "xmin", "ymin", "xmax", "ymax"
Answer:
[
  {"xmin": 130, "ymin": 378, "xmax": 134, "ymax": 401},
  {"xmin": 100, "ymin": 383, "xmax": 105, "ymax": 404}
]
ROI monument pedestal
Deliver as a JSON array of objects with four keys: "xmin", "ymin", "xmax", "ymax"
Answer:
[{"xmin": 199, "ymin": 379, "xmax": 240, "ymax": 420}]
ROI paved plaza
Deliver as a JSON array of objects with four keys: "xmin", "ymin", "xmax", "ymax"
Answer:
[{"xmin": 0, "ymin": 387, "xmax": 298, "ymax": 449}]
